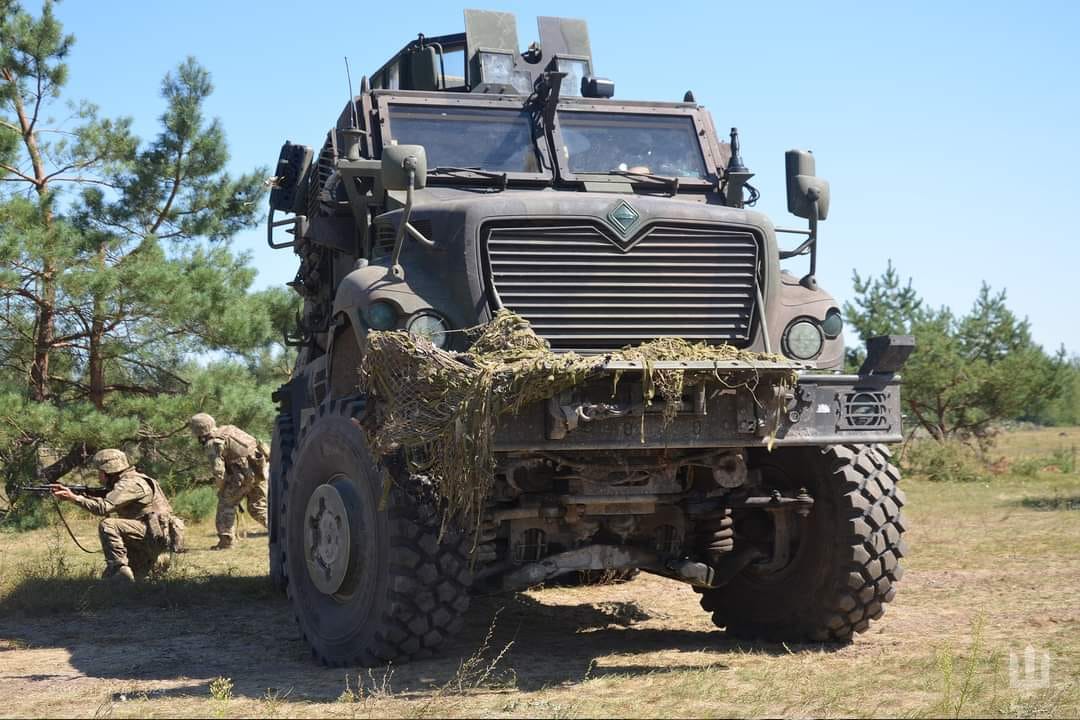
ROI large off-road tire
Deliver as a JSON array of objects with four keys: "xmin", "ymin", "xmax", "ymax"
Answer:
[
  {"xmin": 283, "ymin": 396, "xmax": 472, "ymax": 666},
  {"xmin": 699, "ymin": 444, "xmax": 907, "ymax": 643},
  {"xmin": 268, "ymin": 413, "xmax": 294, "ymax": 592}
]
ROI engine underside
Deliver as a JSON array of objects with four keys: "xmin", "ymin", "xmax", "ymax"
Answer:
[{"xmin": 473, "ymin": 445, "xmax": 813, "ymax": 592}]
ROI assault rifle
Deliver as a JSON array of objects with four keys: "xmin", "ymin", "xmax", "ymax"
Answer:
[{"xmin": 15, "ymin": 484, "xmax": 109, "ymax": 498}]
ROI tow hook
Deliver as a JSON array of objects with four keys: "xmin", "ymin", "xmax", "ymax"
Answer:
[{"xmin": 548, "ymin": 397, "xmax": 631, "ymax": 438}]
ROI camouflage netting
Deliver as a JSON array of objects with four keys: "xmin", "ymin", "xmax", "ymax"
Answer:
[{"xmin": 359, "ymin": 310, "xmax": 797, "ymax": 531}]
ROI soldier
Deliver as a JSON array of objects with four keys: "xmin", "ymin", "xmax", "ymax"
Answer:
[
  {"xmin": 189, "ymin": 413, "xmax": 269, "ymax": 550},
  {"xmin": 50, "ymin": 449, "xmax": 180, "ymax": 582}
]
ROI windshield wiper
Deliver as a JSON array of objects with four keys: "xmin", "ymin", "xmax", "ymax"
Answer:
[
  {"xmin": 428, "ymin": 166, "xmax": 508, "ymax": 191},
  {"xmin": 606, "ymin": 170, "xmax": 679, "ymax": 196}
]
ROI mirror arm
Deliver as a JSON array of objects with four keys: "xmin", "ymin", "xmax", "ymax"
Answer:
[
  {"xmin": 390, "ymin": 164, "xmax": 416, "ymax": 279},
  {"xmin": 799, "ymin": 198, "xmax": 819, "ymax": 290},
  {"xmin": 388, "ymin": 159, "xmax": 436, "ymax": 280},
  {"xmin": 405, "ymin": 222, "xmax": 436, "ymax": 248}
]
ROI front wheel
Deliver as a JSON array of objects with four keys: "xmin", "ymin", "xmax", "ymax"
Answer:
[
  {"xmin": 283, "ymin": 396, "xmax": 472, "ymax": 666},
  {"xmin": 699, "ymin": 444, "xmax": 907, "ymax": 642},
  {"xmin": 268, "ymin": 412, "xmax": 293, "ymax": 592}
]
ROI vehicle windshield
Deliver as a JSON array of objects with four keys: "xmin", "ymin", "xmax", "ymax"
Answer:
[
  {"xmin": 386, "ymin": 104, "xmax": 543, "ymax": 174},
  {"xmin": 558, "ymin": 110, "xmax": 710, "ymax": 179}
]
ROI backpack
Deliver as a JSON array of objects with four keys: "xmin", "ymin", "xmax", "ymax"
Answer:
[
  {"xmin": 145, "ymin": 512, "xmax": 186, "ymax": 554},
  {"xmin": 219, "ymin": 425, "xmax": 259, "ymax": 463}
]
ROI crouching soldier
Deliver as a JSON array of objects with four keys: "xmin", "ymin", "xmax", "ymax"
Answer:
[
  {"xmin": 189, "ymin": 413, "xmax": 269, "ymax": 550},
  {"xmin": 50, "ymin": 449, "xmax": 184, "ymax": 582}
]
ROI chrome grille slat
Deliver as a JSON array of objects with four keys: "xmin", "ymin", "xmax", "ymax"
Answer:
[{"xmin": 485, "ymin": 223, "xmax": 760, "ymax": 351}]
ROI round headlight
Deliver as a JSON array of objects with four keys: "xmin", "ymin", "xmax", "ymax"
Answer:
[
  {"xmin": 822, "ymin": 308, "xmax": 843, "ymax": 338},
  {"xmin": 784, "ymin": 320, "xmax": 824, "ymax": 360},
  {"xmin": 366, "ymin": 301, "xmax": 398, "ymax": 331},
  {"xmin": 407, "ymin": 312, "xmax": 449, "ymax": 349}
]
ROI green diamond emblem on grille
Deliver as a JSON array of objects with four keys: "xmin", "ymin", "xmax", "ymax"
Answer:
[{"xmin": 607, "ymin": 201, "xmax": 640, "ymax": 235}]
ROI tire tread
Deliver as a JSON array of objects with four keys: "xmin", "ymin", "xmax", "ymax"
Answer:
[{"xmin": 283, "ymin": 395, "xmax": 471, "ymax": 666}]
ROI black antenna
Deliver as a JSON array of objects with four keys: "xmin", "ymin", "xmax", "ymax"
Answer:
[
  {"xmin": 724, "ymin": 127, "xmax": 755, "ymax": 207},
  {"xmin": 727, "ymin": 127, "xmax": 748, "ymax": 173},
  {"xmin": 344, "ymin": 56, "xmax": 359, "ymax": 128}
]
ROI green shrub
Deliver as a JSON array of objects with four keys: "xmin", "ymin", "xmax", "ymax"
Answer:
[
  {"xmin": 171, "ymin": 485, "xmax": 218, "ymax": 522},
  {"xmin": 0, "ymin": 496, "xmax": 53, "ymax": 533},
  {"xmin": 1048, "ymin": 446, "xmax": 1077, "ymax": 474},
  {"xmin": 1011, "ymin": 456, "xmax": 1043, "ymax": 477},
  {"xmin": 1010, "ymin": 447, "xmax": 1076, "ymax": 477},
  {"xmin": 903, "ymin": 439, "xmax": 987, "ymax": 482}
]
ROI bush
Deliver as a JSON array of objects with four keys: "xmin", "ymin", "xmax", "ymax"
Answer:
[
  {"xmin": 903, "ymin": 439, "xmax": 987, "ymax": 482},
  {"xmin": 1048, "ymin": 446, "xmax": 1077, "ymax": 474},
  {"xmin": 171, "ymin": 485, "xmax": 218, "ymax": 522},
  {"xmin": 0, "ymin": 496, "xmax": 53, "ymax": 533},
  {"xmin": 1010, "ymin": 457, "xmax": 1043, "ymax": 477},
  {"xmin": 1011, "ymin": 447, "xmax": 1077, "ymax": 477}
]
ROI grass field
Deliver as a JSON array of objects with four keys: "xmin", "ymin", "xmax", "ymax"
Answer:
[{"xmin": 1, "ymin": 428, "xmax": 1078, "ymax": 718}]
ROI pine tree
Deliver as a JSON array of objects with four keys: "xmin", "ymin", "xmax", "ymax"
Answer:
[
  {"xmin": 0, "ymin": 2, "xmax": 294, "ymax": 487},
  {"xmin": 843, "ymin": 262, "xmax": 1065, "ymax": 441}
]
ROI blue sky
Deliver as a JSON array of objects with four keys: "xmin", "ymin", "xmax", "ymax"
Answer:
[{"xmin": 52, "ymin": 1, "xmax": 1079, "ymax": 353}]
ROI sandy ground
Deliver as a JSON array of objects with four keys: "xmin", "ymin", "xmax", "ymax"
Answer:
[{"xmin": 1, "ymin": 436, "xmax": 1078, "ymax": 717}]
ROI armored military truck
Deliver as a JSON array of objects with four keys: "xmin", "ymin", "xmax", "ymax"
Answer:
[{"xmin": 266, "ymin": 10, "xmax": 913, "ymax": 666}]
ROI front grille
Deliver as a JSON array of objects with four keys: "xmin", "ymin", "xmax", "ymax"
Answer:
[{"xmin": 483, "ymin": 222, "xmax": 761, "ymax": 351}]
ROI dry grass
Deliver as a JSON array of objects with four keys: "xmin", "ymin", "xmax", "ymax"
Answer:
[
  {"xmin": 994, "ymin": 427, "xmax": 1080, "ymax": 457},
  {"xmin": 0, "ymin": 428, "xmax": 1077, "ymax": 718}
]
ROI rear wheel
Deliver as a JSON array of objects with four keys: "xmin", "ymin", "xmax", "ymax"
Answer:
[
  {"xmin": 283, "ymin": 396, "xmax": 472, "ymax": 666},
  {"xmin": 699, "ymin": 444, "xmax": 907, "ymax": 642}
]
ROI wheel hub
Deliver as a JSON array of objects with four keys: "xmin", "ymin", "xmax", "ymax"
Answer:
[{"xmin": 305, "ymin": 483, "xmax": 352, "ymax": 594}]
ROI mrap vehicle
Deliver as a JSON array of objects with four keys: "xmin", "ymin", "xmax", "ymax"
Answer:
[{"xmin": 266, "ymin": 10, "xmax": 913, "ymax": 666}]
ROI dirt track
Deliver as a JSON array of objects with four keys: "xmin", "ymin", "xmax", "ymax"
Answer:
[{"xmin": 2, "ymin": 458, "xmax": 1079, "ymax": 717}]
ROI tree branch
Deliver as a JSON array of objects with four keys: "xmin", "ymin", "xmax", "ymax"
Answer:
[
  {"xmin": 42, "ymin": 155, "xmax": 105, "ymax": 182},
  {"xmin": 46, "ymin": 176, "xmax": 118, "ymax": 188},
  {"xmin": 39, "ymin": 442, "xmax": 97, "ymax": 483},
  {"xmin": 0, "ymin": 286, "xmax": 49, "ymax": 310},
  {"xmin": 149, "ymin": 139, "xmax": 186, "ymax": 234},
  {"xmin": 0, "ymin": 164, "xmax": 38, "ymax": 184}
]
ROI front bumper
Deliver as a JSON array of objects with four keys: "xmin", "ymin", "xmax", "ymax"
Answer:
[{"xmin": 493, "ymin": 360, "xmax": 903, "ymax": 451}]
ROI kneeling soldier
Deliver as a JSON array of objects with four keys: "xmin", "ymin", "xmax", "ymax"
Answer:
[
  {"xmin": 50, "ymin": 449, "xmax": 182, "ymax": 582},
  {"xmin": 189, "ymin": 413, "xmax": 269, "ymax": 550}
]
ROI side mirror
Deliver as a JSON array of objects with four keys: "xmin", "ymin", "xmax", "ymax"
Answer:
[
  {"xmin": 381, "ymin": 144, "xmax": 428, "ymax": 191},
  {"xmin": 785, "ymin": 149, "xmax": 830, "ymax": 221},
  {"xmin": 405, "ymin": 46, "xmax": 441, "ymax": 90},
  {"xmin": 269, "ymin": 141, "xmax": 313, "ymax": 214}
]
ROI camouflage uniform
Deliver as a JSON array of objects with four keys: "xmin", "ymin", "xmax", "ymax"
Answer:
[
  {"xmin": 72, "ymin": 449, "xmax": 178, "ymax": 580},
  {"xmin": 190, "ymin": 414, "xmax": 268, "ymax": 548}
]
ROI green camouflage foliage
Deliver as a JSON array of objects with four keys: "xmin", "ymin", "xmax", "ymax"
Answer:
[{"xmin": 361, "ymin": 309, "xmax": 796, "ymax": 526}]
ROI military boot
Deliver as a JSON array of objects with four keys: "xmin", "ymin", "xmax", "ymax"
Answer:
[
  {"xmin": 150, "ymin": 552, "xmax": 172, "ymax": 576},
  {"xmin": 102, "ymin": 565, "xmax": 135, "ymax": 583},
  {"xmin": 210, "ymin": 535, "xmax": 234, "ymax": 550}
]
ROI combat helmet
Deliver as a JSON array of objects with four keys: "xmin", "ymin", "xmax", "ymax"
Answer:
[
  {"xmin": 92, "ymin": 449, "xmax": 131, "ymax": 475},
  {"xmin": 189, "ymin": 413, "xmax": 216, "ymax": 437}
]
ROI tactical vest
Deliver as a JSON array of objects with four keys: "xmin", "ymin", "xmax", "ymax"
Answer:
[
  {"xmin": 111, "ymin": 469, "xmax": 173, "ymax": 520},
  {"xmin": 143, "ymin": 475, "xmax": 174, "ymax": 517},
  {"xmin": 121, "ymin": 470, "xmax": 184, "ymax": 552},
  {"xmin": 216, "ymin": 425, "xmax": 260, "ymax": 463}
]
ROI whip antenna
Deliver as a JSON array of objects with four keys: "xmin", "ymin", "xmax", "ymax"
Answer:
[{"xmin": 344, "ymin": 56, "xmax": 359, "ymax": 128}]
